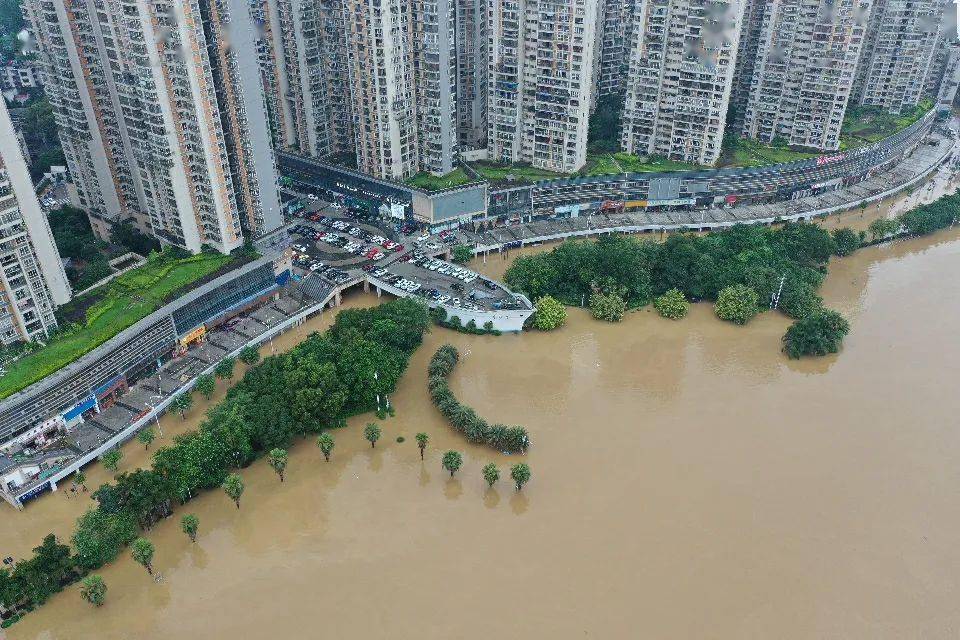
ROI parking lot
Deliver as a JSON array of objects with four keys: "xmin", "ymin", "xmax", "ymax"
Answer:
[
  {"xmin": 284, "ymin": 201, "xmax": 461, "ymax": 287},
  {"xmin": 281, "ymin": 201, "xmax": 525, "ymax": 312},
  {"xmin": 367, "ymin": 253, "xmax": 528, "ymax": 312}
]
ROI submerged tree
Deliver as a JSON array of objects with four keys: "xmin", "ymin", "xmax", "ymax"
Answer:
[
  {"xmin": 79, "ymin": 575, "xmax": 107, "ymax": 607},
  {"xmin": 136, "ymin": 427, "xmax": 156, "ymax": 450},
  {"xmin": 181, "ymin": 514, "xmax": 199, "ymax": 542},
  {"xmin": 442, "ymin": 450, "xmax": 463, "ymax": 477},
  {"xmin": 171, "ymin": 393, "xmax": 193, "ymax": 420},
  {"xmin": 364, "ymin": 423, "xmax": 381, "ymax": 448},
  {"xmin": 74, "ymin": 471, "xmax": 87, "ymax": 492},
  {"xmin": 214, "ymin": 357, "xmax": 236, "ymax": 381},
  {"xmin": 100, "ymin": 449, "xmax": 121, "ymax": 473},
  {"xmin": 533, "ymin": 295, "xmax": 567, "ymax": 330},
  {"xmin": 238, "ymin": 345, "xmax": 261, "ymax": 366},
  {"xmin": 317, "ymin": 433, "xmax": 335, "ymax": 462},
  {"xmin": 222, "ymin": 474, "xmax": 245, "ymax": 509},
  {"xmin": 714, "ymin": 284, "xmax": 759, "ymax": 325},
  {"xmin": 268, "ymin": 448, "xmax": 288, "ymax": 482},
  {"xmin": 482, "ymin": 463, "xmax": 500, "ymax": 488},
  {"xmin": 415, "ymin": 432, "xmax": 429, "ymax": 460},
  {"xmin": 510, "ymin": 463, "xmax": 531, "ymax": 491},
  {"xmin": 131, "ymin": 538, "xmax": 155, "ymax": 575},
  {"xmin": 194, "ymin": 374, "xmax": 216, "ymax": 400},
  {"xmin": 783, "ymin": 309, "xmax": 850, "ymax": 359},
  {"xmin": 653, "ymin": 288, "xmax": 689, "ymax": 320}
]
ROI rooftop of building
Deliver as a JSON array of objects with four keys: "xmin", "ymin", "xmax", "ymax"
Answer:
[{"xmin": 0, "ymin": 249, "xmax": 245, "ymax": 400}]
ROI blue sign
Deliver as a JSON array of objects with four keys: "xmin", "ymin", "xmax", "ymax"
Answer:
[
  {"xmin": 18, "ymin": 480, "xmax": 51, "ymax": 504},
  {"xmin": 63, "ymin": 396, "xmax": 96, "ymax": 422}
]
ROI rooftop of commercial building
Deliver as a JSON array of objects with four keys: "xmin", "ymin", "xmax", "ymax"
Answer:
[{"xmin": 0, "ymin": 250, "xmax": 245, "ymax": 400}]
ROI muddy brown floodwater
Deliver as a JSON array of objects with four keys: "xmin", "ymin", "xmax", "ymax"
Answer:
[{"xmin": 4, "ymin": 229, "xmax": 960, "ymax": 639}]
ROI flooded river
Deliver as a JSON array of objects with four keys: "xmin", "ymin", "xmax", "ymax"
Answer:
[{"xmin": 4, "ymin": 227, "xmax": 960, "ymax": 638}]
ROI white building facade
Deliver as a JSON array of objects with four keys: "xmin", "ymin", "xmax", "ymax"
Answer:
[
  {"xmin": 487, "ymin": 0, "xmax": 601, "ymax": 173},
  {"xmin": 739, "ymin": 0, "xmax": 871, "ymax": 151},
  {"xmin": 23, "ymin": 0, "xmax": 282, "ymax": 254},
  {"xmin": 0, "ymin": 100, "xmax": 70, "ymax": 345},
  {"xmin": 620, "ymin": 0, "xmax": 745, "ymax": 166}
]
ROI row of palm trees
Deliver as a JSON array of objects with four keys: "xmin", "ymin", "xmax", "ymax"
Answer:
[
  {"xmin": 81, "ymin": 428, "xmax": 532, "ymax": 607},
  {"xmin": 80, "ymin": 513, "xmax": 201, "ymax": 606}
]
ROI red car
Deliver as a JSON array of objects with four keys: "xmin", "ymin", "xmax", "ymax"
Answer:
[
  {"xmin": 390, "ymin": 243, "xmax": 404, "ymax": 252},
  {"xmin": 364, "ymin": 247, "xmax": 379, "ymax": 259}
]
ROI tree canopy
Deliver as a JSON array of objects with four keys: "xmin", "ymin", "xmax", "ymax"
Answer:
[
  {"xmin": 533, "ymin": 295, "xmax": 566, "ymax": 330},
  {"xmin": 0, "ymin": 299, "xmax": 431, "ymax": 622},
  {"xmin": 783, "ymin": 310, "xmax": 851, "ymax": 359},
  {"xmin": 504, "ymin": 223, "xmax": 836, "ymax": 314}
]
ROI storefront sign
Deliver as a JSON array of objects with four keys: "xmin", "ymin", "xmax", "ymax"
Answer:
[{"xmin": 180, "ymin": 325, "xmax": 206, "ymax": 346}]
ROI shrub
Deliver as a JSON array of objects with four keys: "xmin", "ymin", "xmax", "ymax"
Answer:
[
  {"xmin": 777, "ymin": 280, "xmax": 822, "ymax": 320},
  {"xmin": 783, "ymin": 309, "xmax": 850, "ymax": 359},
  {"xmin": 451, "ymin": 245, "xmax": 474, "ymax": 264},
  {"xmin": 831, "ymin": 227, "xmax": 862, "ymax": 257},
  {"xmin": 714, "ymin": 285, "xmax": 759, "ymax": 325},
  {"xmin": 590, "ymin": 291, "xmax": 626, "ymax": 322},
  {"xmin": 533, "ymin": 295, "xmax": 566, "ymax": 330},
  {"xmin": 867, "ymin": 218, "xmax": 898, "ymax": 242},
  {"xmin": 653, "ymin": 288, "xmax": 688, "ymax": 320},
  {"xmin": 429, "ymin": 306, "xmax": 447, "ymax": 323}
]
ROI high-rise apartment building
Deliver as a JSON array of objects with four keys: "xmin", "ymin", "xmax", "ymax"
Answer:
[
  {"xmin": 740, "ymin": 0, "xmax": 870, "ymax": 151},
  {"xmin": 487, "ymin": 0, "xmax": 601, "ymax": 173},
  {"xmin": 852, "ymin": 0, "xmax": 944, "ymax": 113},
  {"xmin": 456, "ymin": 0, "xmax": 488, "ymax": 149},
  {"xmin": 921, "ymin": 1, "xmax": 957, "ymax": 99},
  {"xmin": 263, "ymin": 0, "xmax": 354, "ymax": 158},
  {"xmin": 596, "ymin": 0, "xmax": 637, "ymax": 99},
  {"xmin": 341, "ymin": 0, "xmax": 458, "ymax": 180},
  {"xmin": 728, "ymin": 0, "xmax": 768, "ymax": 128},
  {"xmin": 621, "ymin": 0, "xmax": 745, "ymax": 166},
  {"xmin": 0, "ymin": 100, "xmax": 71, "ymax": 345},
  {"xmin": 936, "ymin": 40, "xmax": 960, "ymax": 110},
  {"xmin": 23, "ymin": 0, "xmax": 282, "ymax": 254}
]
